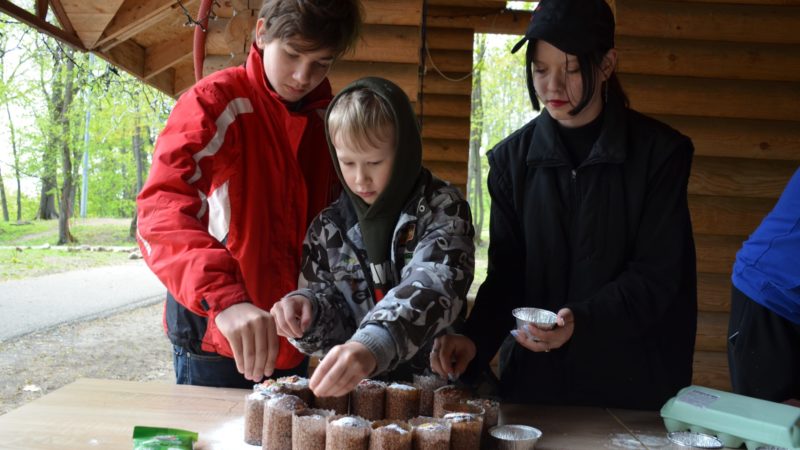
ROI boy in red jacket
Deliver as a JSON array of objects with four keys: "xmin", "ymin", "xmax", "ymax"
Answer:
[{"xmin": 136, "ymin": 0, "xmax": 362, "ymax": 388}]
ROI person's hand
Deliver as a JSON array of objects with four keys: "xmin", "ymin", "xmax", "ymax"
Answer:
[
  {"xmin": 214, "ymin": 302, "xmax": 279, "ymax": 381},
  {"xmin": 309, "ymin": 341, "xmax": 376, "ymax": 397},
  {"xmin": 271, "ymin": 295, "xmax": 313, "ymax": 338},
  {"xmin": 429, "ymin": 334, "xmax": 476, "ymax": 381},
  {"xmin": 512, "ymin": 307, "xmax": 575, "ymax": 353}
]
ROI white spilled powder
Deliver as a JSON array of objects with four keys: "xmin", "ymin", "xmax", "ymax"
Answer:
[
  {"xmin": 389, "ymin": 383, "xmax": 417, "ymax": 391},
  {"xmin": 607, "ymin": 433, "xmax": 671, "ymax": 449},
  {"xmin": 247, "ymin": 392, "xmax": 264, "ymax": 400},
  {"xmin": 332, "ymin": 417, "xmax": 367, "ymax": 428},
  {"xmin": 380, "ymin": 423, "xmax": 409, "ymax": 434},
  {"xmin": 636, "ymin": 434, "xmax": 671, "ymax": 446},
  {"xmin": 202, "ymin": 417, "xmax": 254, "ymax": 450},
  {"xmin": 607, "ymin": 433, "xmax": 647, "ymax": 449}
]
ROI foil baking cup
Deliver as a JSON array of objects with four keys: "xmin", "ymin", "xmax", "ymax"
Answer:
[
  {"xmin": 667, "ymin": 431, "xmax": 724, "ymax": 449},
  {"xmin": 512, "ymin": 307, "xmax": 558, "ymax": 331}
]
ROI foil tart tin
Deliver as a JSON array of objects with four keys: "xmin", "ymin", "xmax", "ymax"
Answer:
[
  {"xmin": 512, "ymin": 307, "xmax": 558, "ymax": 331},
  {"xmin": 667, "ymin": 431, "xmax": 724, "ymax": 448},
  {"xmin": 489, "ymin": 424, "xmax": 542, "ymax": 449}
]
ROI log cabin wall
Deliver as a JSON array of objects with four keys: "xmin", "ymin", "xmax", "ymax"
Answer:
[
  {"xmin": 6, "ymin": 0, "xmax": 799, "ymax": 394},
  {"xmin": 613, "ymin": 0, "xmax": 800, "ymax": 391}
]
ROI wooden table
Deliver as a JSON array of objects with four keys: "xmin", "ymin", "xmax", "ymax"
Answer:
[{"xmin": 0, "ymin": 378, "xmax": 694, "ymax": 449}]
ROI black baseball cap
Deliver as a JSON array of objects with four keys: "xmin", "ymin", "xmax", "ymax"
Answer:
[{"xmin": 511, "ymin": 0, "xmax": 615, "ymax": 55}]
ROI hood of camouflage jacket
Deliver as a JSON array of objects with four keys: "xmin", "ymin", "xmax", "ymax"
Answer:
[{"xmin": 325, "ymin": 77, "xmax": 422, "ymax": 295}]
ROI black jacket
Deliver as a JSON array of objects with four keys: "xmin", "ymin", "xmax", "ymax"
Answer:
[{"xmin": 464, "ymin": 95, "xmax": 697, "ymax": 410}]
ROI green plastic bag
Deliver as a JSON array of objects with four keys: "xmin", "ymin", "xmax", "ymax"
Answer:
[{"xmin": 132, "ymin": 426, "xmax": 198, "ymax": 450}]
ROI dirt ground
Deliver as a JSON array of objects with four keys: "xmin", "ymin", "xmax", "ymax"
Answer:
[{"xmin": 0, "ymin": 302, "xmax": 173, "ymax": 415}]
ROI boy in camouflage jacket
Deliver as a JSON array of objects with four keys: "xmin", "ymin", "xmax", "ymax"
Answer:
[{"xmin": 271, "ymin": 77, "xmax": 475, "ymax": 397}]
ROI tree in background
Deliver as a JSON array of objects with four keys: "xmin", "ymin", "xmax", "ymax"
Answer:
[
  {"xmin": 54, "ymin": 45, "xmax": 79, "ymax": 244},
  {"xmin": 468, "ymin": 34, "xmax": 486, "ymax": 243},
  {"xmin": 0, "ymin": 17, "xmax": 173, "ymax": 235},
  {"xmin": 0, "ymin": 18, "xmax": 34, "ymax": 222},
  {"xmin": 468, "ymin": 33, "xmax": 537, "ymax": 241}
]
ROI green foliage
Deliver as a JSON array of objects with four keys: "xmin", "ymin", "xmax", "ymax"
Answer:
[
  {"xmin": 0, "ymin": 248, "xmax": 130, "ymax": 281},
  {"xmin": 0, "ymin": 18, "xmax": 174, "ymax": 221},
  {"xmin": 0, "ymin": 218, "xmax": 132, "ymax": 246},
  {"xmin": 467, "ymin": 34, "xmax": 540, "ymax": 293},
  {"xmin": 0, "ymin": 218, "xmax": 134, "ymax": 281},
  {"xmin": 475, "ymin": 34, "xmax": 538, "ymax": 152},
  {"xmin": 0, "ymin": 219, "xmax": 50, "ymax": 244}
]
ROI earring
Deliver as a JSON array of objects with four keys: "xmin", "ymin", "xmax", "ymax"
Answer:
[{"xmin": 603, "ymin": 81, "xmax": 609, "ymax": 103}]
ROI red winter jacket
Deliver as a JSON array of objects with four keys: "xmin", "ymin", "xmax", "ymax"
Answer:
[{"xmin": 136, "ymin": 43, "xmax": 339, "ymax": 370}]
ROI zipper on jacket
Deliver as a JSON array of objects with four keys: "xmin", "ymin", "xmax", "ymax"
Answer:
[
  {"xmin": 570, "ymin": 169, "xmax": 578, "ymax": 209},
  {"xmin": 569, "ymin": 168, "xmax": 580, "ymax": 247}
]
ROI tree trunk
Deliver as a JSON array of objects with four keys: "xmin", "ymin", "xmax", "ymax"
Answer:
[
  {"xmin": 14, "ymin": 160, "xmax": 21, "ymax": 222},
  {"xmin": 0, "ymin": 165, "xmax": 8, "ymax": 221},
  {"xmin": 38, "ymin": 176, "xmax": 58, "ymax": 220},
  {"xmin": 57, "ymin": 49, "xmax": 76, "ymax": 245},
  {"xmin": 130, "ymin": 122, "xmax": 144, "ymax": 239},
  {"xmin": 2, "ymin": 101, "xmax": 18, "ymax": 222},
  {"xmin": 38, "ymin": 46, "xmax": 63, "ymax": 221},
  {"xmin": 468, "ymin": 35, "xmax": 486, "ymax": 243}
]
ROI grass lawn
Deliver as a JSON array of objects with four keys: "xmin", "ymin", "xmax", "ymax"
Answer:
[
  {"xmin": 0, "ymin": 216, "xmax": 492, "ymax": 290},
  {"xmin": 0, "ymin": 218, "xmax": 136, "ymax": 282}
]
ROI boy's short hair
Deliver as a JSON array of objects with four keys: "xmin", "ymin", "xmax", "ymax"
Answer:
[
  {"xmin": 258, "ymin": 0, "xmax": 362, "ymax": 57},
  {"xmin": 328, "ymin": 88, "xmax": 396, "ymax": 152}
]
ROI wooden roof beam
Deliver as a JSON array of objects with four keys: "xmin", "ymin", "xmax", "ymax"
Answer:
[
  {"xmin": 144, "ymin": 31, "xmax": 193, "ymax": 79},
  {"xmin": 94, "ymin": 0, "xmax": 198, "ymax": 51},
  {"xmin": 35, "ymin": 0, "xmax": 46, "ymax": 19},
  {"xmin": 48, "ymin": 0, "xmax": 76, "ymax": 36},
  {"xmin": 0, "ymin": 0, "xmax": 85, "ymax": 50}
]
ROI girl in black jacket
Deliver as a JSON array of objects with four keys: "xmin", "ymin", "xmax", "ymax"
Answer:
[{"xmin": 431, "ymin": 0, "xmax": 697, "ymax": 410}]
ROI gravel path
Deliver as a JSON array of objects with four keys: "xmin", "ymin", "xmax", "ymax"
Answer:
[{"xmin": 0, "ymin": 302, "xmax": 173, "ymax": 415}]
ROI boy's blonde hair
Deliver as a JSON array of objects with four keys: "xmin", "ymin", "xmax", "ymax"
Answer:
[
  {"xmin": 258, "ymin": 0, "xmax": 362, "ymax": 57},
  {"xmin": 328, "ymin": 88, "xmax": 396, "ymax": 152}
]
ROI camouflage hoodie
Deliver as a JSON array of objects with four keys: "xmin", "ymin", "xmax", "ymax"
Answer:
[{"xmin": 285, "ymin": 79, "xmax": 475, "ymax": 376}]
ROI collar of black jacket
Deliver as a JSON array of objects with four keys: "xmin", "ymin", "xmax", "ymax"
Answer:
[{"xmin": 526, "ymin": 92, "xmax": 628, "ymax": 168}]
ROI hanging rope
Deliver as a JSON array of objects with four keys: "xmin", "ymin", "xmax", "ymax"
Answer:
[{"xmin": 177, "ymin": 0, "xmax": 218, "ymax": 82}]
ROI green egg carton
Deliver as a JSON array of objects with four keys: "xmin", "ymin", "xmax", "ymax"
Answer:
[{"xmin": 661, "ymin": 385, "xmax": 800, "ymax": 450}]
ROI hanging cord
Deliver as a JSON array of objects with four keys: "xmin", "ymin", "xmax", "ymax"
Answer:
[
  {"xmin": 423, "ymin": 8, "xmax": 522, "ymax": 83},
  {"xmin": 176, "ymin": 0, "xmax": 219, "ymax": 82},
  {"xmin": 177, "ymin": 0, "xmax": 218, "ymax": 32}
]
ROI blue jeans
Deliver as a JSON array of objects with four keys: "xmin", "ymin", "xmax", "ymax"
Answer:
[{"xmin": 173, "ymin": 345, "xmax": 309, "ymax": 388}]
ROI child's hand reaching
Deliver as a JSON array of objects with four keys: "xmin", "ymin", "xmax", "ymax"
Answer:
[
  {"xmin": 271, "ymin": 295, "xmax": 313, "ymax": 338},
  {"xmin": 308, "ymin": 341, "xmax": 376, "ymax": 397},
  {"xmin": 429, "ymin": 334, "xmax": 476, "ymax": 381}
]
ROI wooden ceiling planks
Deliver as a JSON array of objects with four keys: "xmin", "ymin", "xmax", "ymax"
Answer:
[
  {"xmin": 96, "ymin": 0, "xmax": 199, "ymax": 51},
  {"xmin": 58, "ymin": 0, "xmax": 126, "ymax": 49}
]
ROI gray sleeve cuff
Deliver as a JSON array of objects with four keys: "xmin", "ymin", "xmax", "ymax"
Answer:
[
  {"xmin": 350, "ymin": 324, "xmax": 397, "ymax": 376},
  {"xmin": 284, "ymin": 289, "xmax": 319, "ymax": 332}
]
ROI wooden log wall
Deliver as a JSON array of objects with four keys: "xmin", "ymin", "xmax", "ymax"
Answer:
[
  {"xmin": 62, "ymin": 0, "xmax": 800, "ymax": 394},
  {"xmin": 615, "ymin": 0, "xmax": 800, "ymax": 392},
  {"xmin": 194, "ymin": 0, "xmax": 474, "ymax": 191},
  {"xmin": 420, "ymin": 21, "xmax": 473, "ymax": 194}
]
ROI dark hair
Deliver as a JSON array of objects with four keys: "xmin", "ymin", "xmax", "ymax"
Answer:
[
  {"xmin": 524, "ymin": 40, "xmax": 629, "ymax": 114},
  {"xmin": 258, "ymin": 0, "xmax": 363, "ymax": 57}
]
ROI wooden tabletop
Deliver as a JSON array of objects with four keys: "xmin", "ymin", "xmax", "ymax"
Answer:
[{"xmin": 0, "ymin": 378, "xmax": 688, "ymax": 449}]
